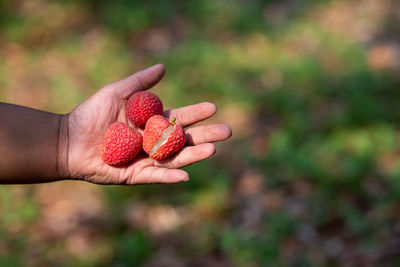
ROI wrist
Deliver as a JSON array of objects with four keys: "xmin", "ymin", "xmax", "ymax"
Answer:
[
  {"xmin": 57, "ymin": 114, "xmax": 70, "ymax": 179},
  {"xmin": 0, "ymin": 103, "xmax": 70, "ymax": 183}
]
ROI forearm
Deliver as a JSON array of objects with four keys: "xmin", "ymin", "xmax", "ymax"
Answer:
[{"xmin": 0, "ymin": 103, "xmax": 69, "ymax": 183}]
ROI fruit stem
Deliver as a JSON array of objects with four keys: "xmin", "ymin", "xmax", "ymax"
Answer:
[{"xmin": 170, "ymin": 117, "xmax": 176, "ymax": 125}]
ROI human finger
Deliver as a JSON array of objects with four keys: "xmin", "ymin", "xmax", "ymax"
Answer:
[
  {"xmin": 154, "ymin": 143, "xmax": 215, "ymax": 169},
  {"xmin": 185, "ymin": 124, "xmax": 232, "ymax": 145},
  {"xmin": 131, "ymin": 166, "xmax": 189, "ymax": 184},
  {"xmin": 164, "ymin": 102, "xmax": 217, "ymax": 127},
  {"xmin": 104, "ymin": 64, "xmax": 165, "ymax": 99}
]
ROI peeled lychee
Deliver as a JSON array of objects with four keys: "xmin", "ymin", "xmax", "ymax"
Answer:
[
  {"xmin": 127, "ymin": 91, "xmax": 163, "ymax": 128},
  {"xmin": 101, "ymin": 122, "xmax": 143, "ymax": 166},
  {"xmin": 143, "ymin": 115, "xmax": 186, "ymax": 160}
]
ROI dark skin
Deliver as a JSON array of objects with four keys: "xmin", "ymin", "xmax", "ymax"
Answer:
[{"xmin": 0, "ymin": 64, "xmax": 232, "ymax": 184}]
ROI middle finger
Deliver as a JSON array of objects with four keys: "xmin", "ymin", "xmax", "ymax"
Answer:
[{"xmin": 185, "ymin": 124, "xmax": 232, "ymax": 145}]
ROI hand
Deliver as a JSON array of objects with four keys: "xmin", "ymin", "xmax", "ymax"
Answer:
[{"xmin": 65, "ymin": 64, "xmax": 232, "ymax": 184}]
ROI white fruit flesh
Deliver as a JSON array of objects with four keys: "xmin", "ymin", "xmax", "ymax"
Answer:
[{"xmin": 149, "ymin": 125, "xmax": 176, "ymax": 156}]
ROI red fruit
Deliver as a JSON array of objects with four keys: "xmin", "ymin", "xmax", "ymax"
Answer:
[
  {"xmin": 126, "ymin": 91, "xmax": 163, "ymax": 128},
  {"xmin": 143, "ymin": 115, "xmax": 186, "ymax": 160},
  {"xmin": 101, "ymin": 122, "xmax": 143, "ymax": 166}
]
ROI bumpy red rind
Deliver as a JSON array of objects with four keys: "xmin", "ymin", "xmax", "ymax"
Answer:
[
  {"xmin": 150, "ymin": 125, "xmax": 185, "ymax": 160},
  {"xmin": 143, "ymin": 115, "xmax": 169, "ymax": 154},
  {"xmin": 101, "ymin": 122, "xmax": 143, "ymax": 166},
  {"xmin": 143, "ymin": 115, "xmax": 186, "ymax": 160},
  {"xmin": 126, "ymin": 91, "xmax": 163, "ymax": 128}
]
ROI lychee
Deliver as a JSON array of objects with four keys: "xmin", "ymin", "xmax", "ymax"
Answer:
[
  {"xmin": 127, "ymin": 91, "xmax": 163, "ymax": 128},
  {"xmin": 143, "ymin": 115, "xmax": 186, "ymax": 160},
  {"xmin": 101, "ymin": 122, "xmax": 143, "ymax": 166}
]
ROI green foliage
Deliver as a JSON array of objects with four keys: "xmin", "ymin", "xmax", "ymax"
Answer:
[{"xmin": 112, "ymin": 231, "xmax": 152, "ymax": 266}]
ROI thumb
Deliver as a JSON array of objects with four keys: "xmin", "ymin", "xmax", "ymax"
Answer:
[{"xmin": 104, "ymin": 63, "xmax": 165, "ymax": 99}]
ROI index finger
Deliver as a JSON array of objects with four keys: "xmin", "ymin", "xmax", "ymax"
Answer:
[{"xmin": 164, "ymin": 102, "xmax": 217, "ymax": 127}]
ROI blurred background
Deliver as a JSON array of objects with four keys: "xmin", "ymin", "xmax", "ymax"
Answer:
[{"xmin": 1, "ymin": 0, "xmax": 400, "ymax": 266}]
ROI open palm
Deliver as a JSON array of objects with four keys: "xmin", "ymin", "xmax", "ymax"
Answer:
[{"xmin": 65, "ymin": 64, "xmax": 231, "ymax": 185}]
